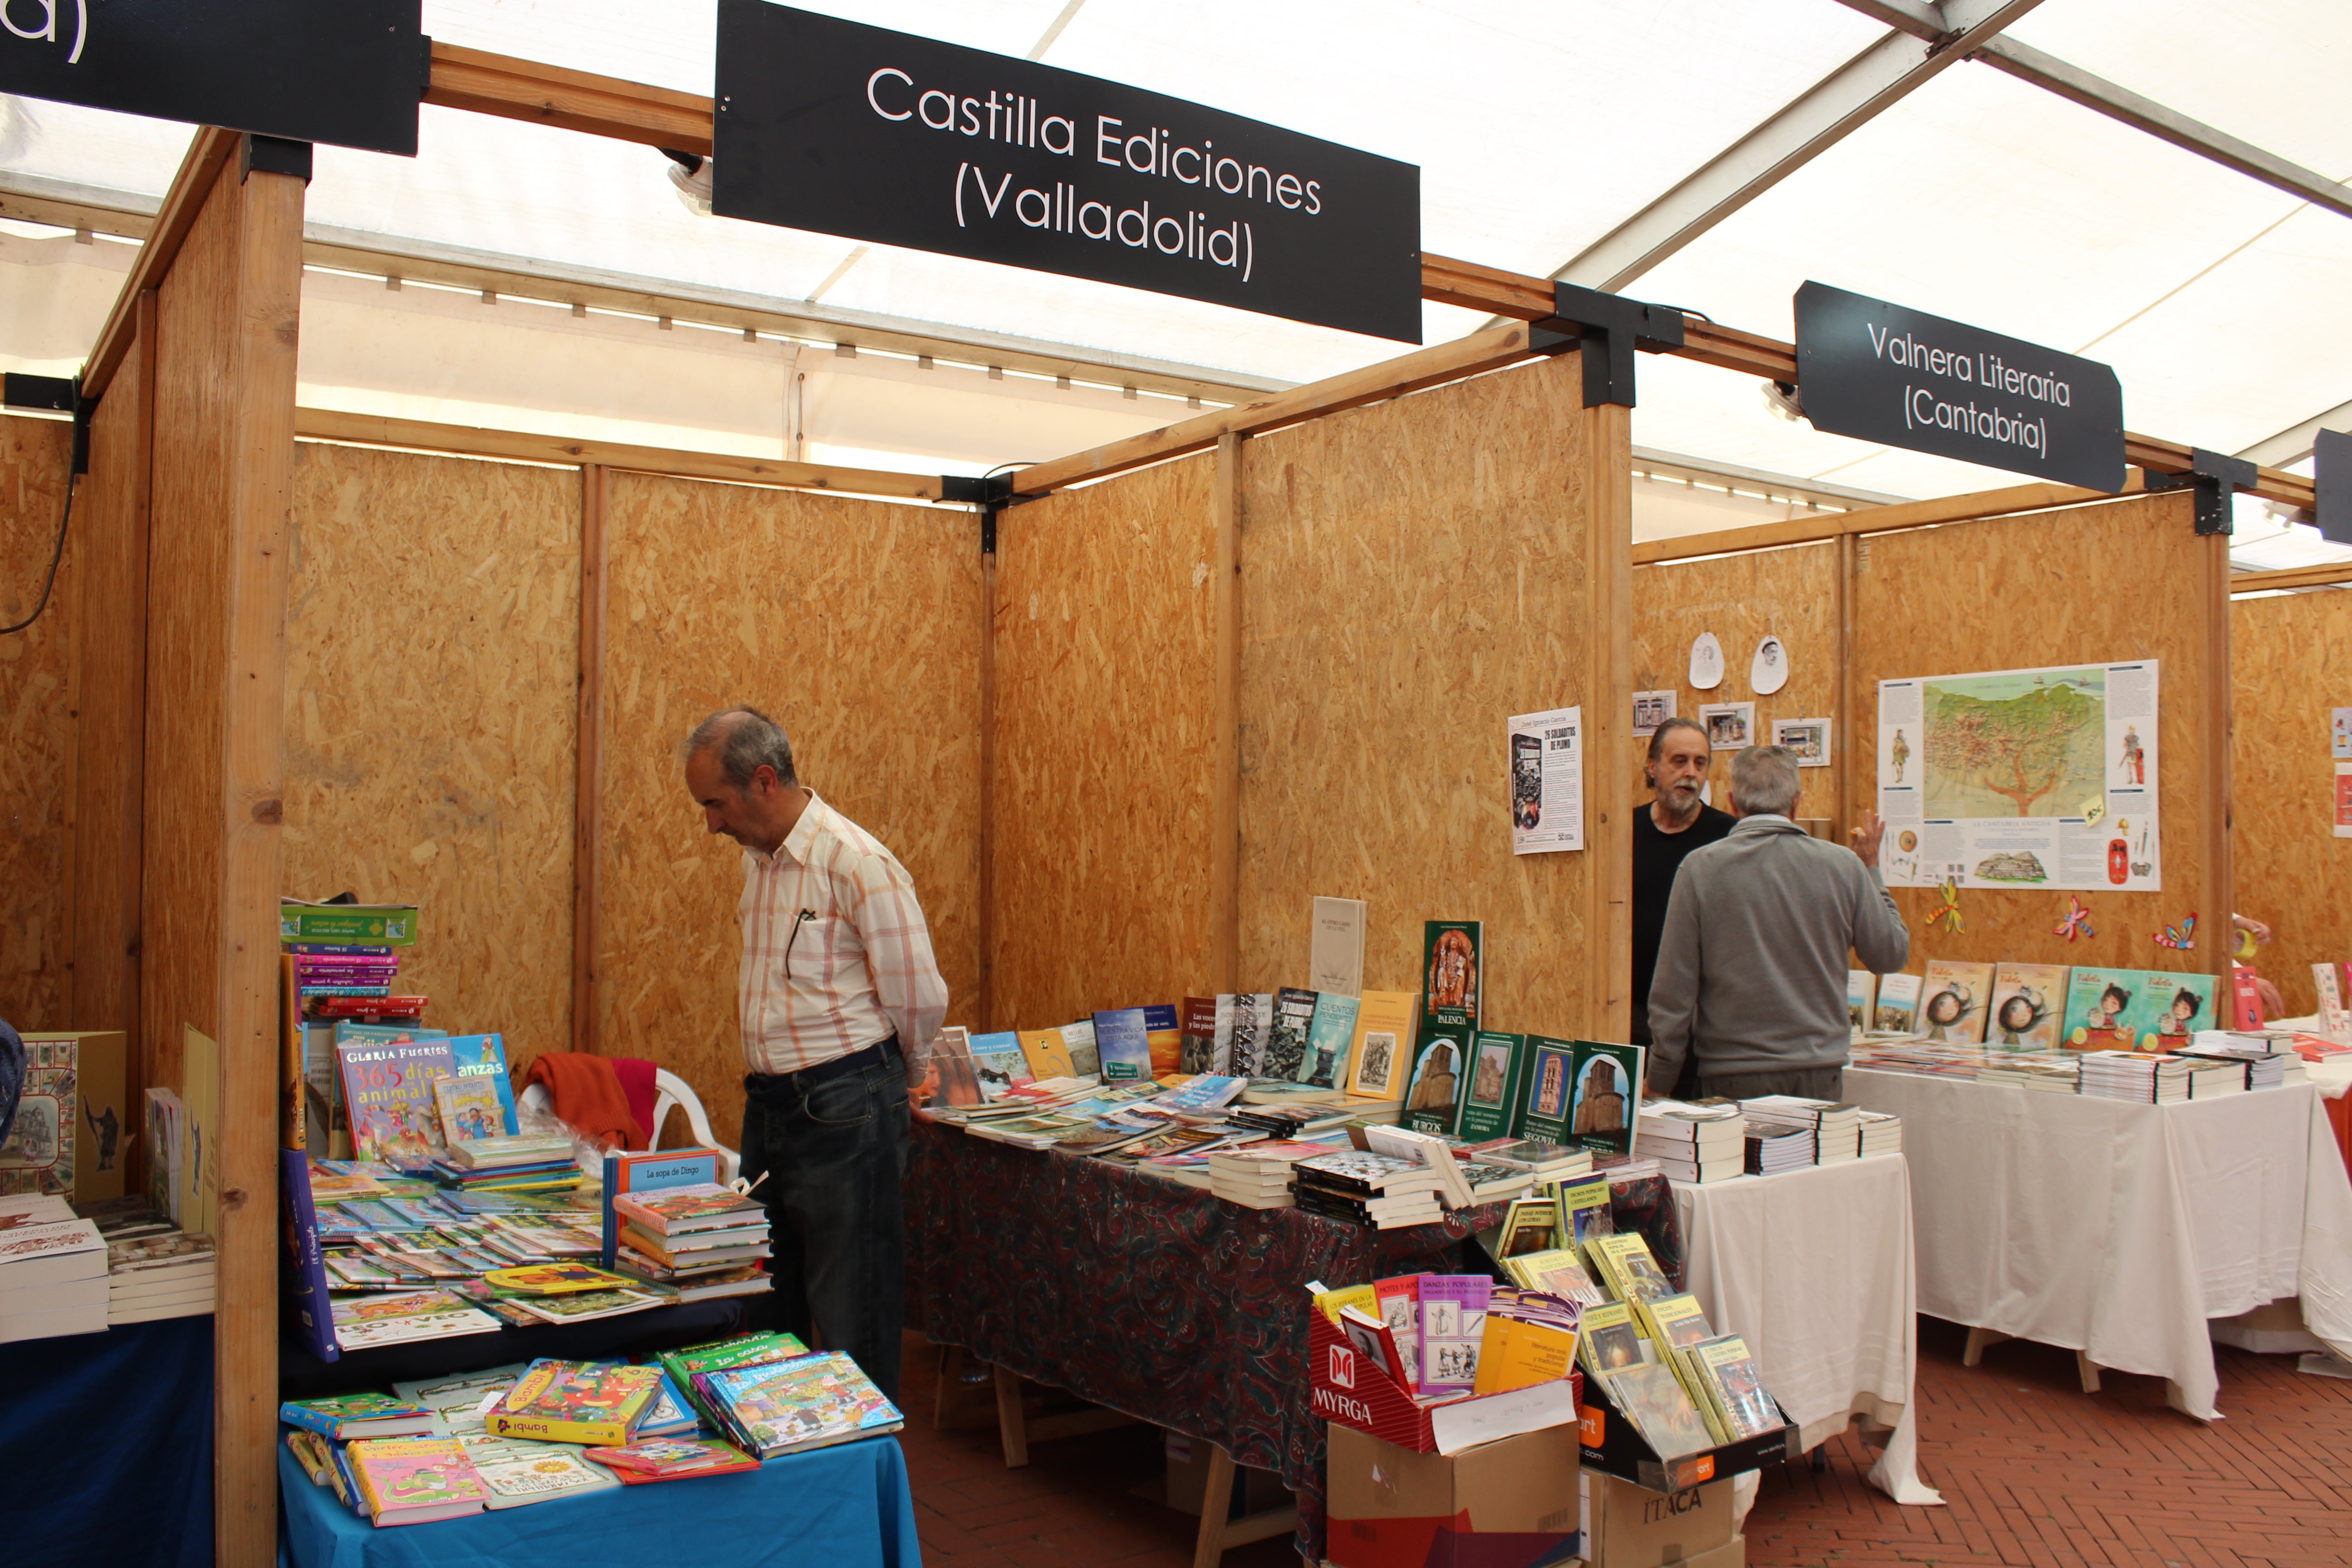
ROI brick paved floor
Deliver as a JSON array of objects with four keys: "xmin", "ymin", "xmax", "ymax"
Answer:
[{"xmin": 896, "ymin": 1318, "xmax": 2352, "ymax": 1567}]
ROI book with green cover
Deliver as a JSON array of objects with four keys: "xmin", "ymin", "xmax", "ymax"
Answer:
[
  {"xmin": 1518, "ymin": 1036, "xmax": 1578, "ymax": 1145},
  {"xmin": 1421, "ymin": 921, "xmax": 1483, "ymax": 1029},
  {"xmin": 280, "ymin": 900, "xmax": 420, "ymax": 946},
  {"xmin": 1262, "ymin": 987, "xmax": 1320, "ymax": 1080},
  {"xmin": 1565, "ymin": 1041, "xmax": 1643, "ymax": 1156},
  {"xmin": 1454, "ymin": 1031, "xmax": 1527, "ymax": 1142},
  {"xmin": 1400, "ymin": 1019, "xmax": 1472, "ymax": 1136},
  {"xmin": 1298, "ymin": 993, "xmax": 1361, "ymax": 1089},
  {"xmin": 656, "ymin": 1330, "xmax": 811, "ymax": 1430}
]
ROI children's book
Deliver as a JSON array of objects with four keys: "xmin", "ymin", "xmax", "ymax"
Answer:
[
  {"xmin": 1015, "ymin": 1028, "xmax": 1075, "ymax": 1082},
  {"xmin": 1564, "ymin": 1041, "xmax": 1643, "ymax": 1156},
  {"xmin": 489, "ymin": 1360, "xmax": 663, "ymax": 1445},
  {"xmin": 582, "ymin": 1436, "xmax": 759, "ymax": 1480},
  {"xmin": 1092, "ymin": 1009, "xmax": 1152, "ymax": 1081},
  {"xmin": 1343, "ymin": 991, "xmax": 1416, "ymax": 1100},
  {"xmin": 2061, "ymin": 967, "xmax": 2142, "ymax": 1050},
  {"xmin": 1873, "ymin": 971, "xmax": 1924, "ymax": 1034},
  {"xmin": 442, "ymin": 1034, "xmax": 518, "ymax": 1137},
  {"xmin": 1142, "ymin": 1004, "xmax": 1183, "ymax": 1078},
  {"xmin": 1179, "ymin": 996, "xmax": 1222, "ymax": 1074},
  {"xmin": 1987, "ymin": 963, "xmax": 2068, "ymax": 1051},
  {"xmin": 433, "ymin": 1075, "xmax": 508, "ymax": 1147},
  {"xmin": 699, "ymin": 1351, "xmax": 904, "ymax": 1459},
  {"xmin": 453, "ymin": 1432, "xmax": 621, "ymax": 1506},
  {"xmin": 345, "ymin": 1436, "xmax": 489, "ymax": 1526},
  {"xmin": 280, "ymin": 1392, "xmax": 438, "ymax": 1441},
  {"xmin": 1918, "ymin": 960, "xmax": 1996, "ymax": 1044},
  {"xmin": 281, "ymin": 1150, "xmax": 343, "ymax": 1362},
  {"xmin": 1298, "ymin": 993, "xmax": 1361, "ymax": 1090},
  {"xmin": 2141, "ymin": 970, "xmax": 2214, "ymax": 1049},
  {"xmin": 599, "ymin": 1147, "xmax": 722, "ymax": 1269},
  {"xmin": 1262, "ymin": 988, "xmax": 1319, "ymax": 1080},
  {"xmin": 1422, "ymin": 921, "xmax": 1483, "ymax": 1029},
  {"xmin": 1372, "ymin": 1274, "xmax": 1425, "ymax": 1392},
  {"xmin": 1400, "ymin": 1019, "xmax": 1473, "ymax": 1136},
  {"xmin": 336, "ymin": 1029, "xmax": 459, "ymax": 1164},
  {"xmin": 1453, "ymin": 1032, "xmax": 1526, "ymax": 1142},
  {"xmin": 0, "ymin": 1036, "xmax": 73, "ymax": 1197},
  {"xmin": 966, "ymin": 1031, "xmax": 1032, "ymax": 1100},
  {"xmin": 655, "ymin": 1330, "xmax": 811, "ymax": 1430},
  {"xmin": 1846, "ymin": 972, "xmax": 1877, "ymax": 1035}
]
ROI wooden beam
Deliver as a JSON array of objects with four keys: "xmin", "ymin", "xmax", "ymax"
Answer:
[
  {"xmin": 977, "ymin": 545, "xmax": 997, "ymax": 1031},
  {"xmin": 1210, "ymin": 434, "xmax": 1243, "ymax": 993},
  {"xmin": 83, "ymin": 128, "xmax": 237, "ymax": 402},
  {"xmin": 1012, "ymin": 323, "xmax": 1536, "ymax": 496},
  {"xmin": 292, "ymin": 407, "xmax": 957, "ymax": 501},
  {"xmin": 572, "ymin": 466, "xmax": 609, "ymax": 1055},
  {"xmin": 2202, "ymin": 526, "xmax": 2235, "ymax": 982},
  {"xmin": 216, "ymin": 156, "xmax": 306, "ymax": 1568},
  {"xmin": 425, "ymin": 41, "xmax": 714, "ymax": 156},
  {"xmin": 2231, "ymin": 560, "xmax": 2352, "ymax": 594},
  {"xmin": 1583, "ymin": 397, "xmax": 1635, "ymax": 1042},
  {"xmin": 1835, "ymin": 531, "xmax": 1857, "ymax": 843},
  {"xmin": 1632, "ymin": 477, "xmax": 2143, "ymax": 564}
]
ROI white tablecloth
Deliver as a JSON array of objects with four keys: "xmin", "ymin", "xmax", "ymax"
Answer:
[
  {"xmin": 1671, "ymin": 1154, "xmax": 1939, "ymax": 1505},
  {"xmin": 1845, "ymin": 1072, "xmax": 2352, "ymax": 1419}
]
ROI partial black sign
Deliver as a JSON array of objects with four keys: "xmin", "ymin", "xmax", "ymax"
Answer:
[
  {"xmin": 0, "ymin": 1, "xmax": 425, "ymax": 157},
  {"xmin": 712, "ymin": 3, "xmax": 1422, "ymax": 343},
  {"xmin": 2317, "ymin": 428, "xmax": 2352, "ymax": 545},
  {"xmin": 1794, "ymin": 281, "xmax": 2125, "ymax": 492}
]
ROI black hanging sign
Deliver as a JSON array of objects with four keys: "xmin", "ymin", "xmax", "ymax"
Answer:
[
  {"xmin": 2315, "ymin": 428, "xmax": 2352, "ymax": 545},
  {"xmin": 1794, "ymin": 281, "xmax": 2125, "ymax": 492},
  {"xmin": 712, "ymin": 2, "xmax": 1423, "ymax": 343},
  {"xmin": 0, "ymin": 0, "xmax": 426, "ymax": 157}
]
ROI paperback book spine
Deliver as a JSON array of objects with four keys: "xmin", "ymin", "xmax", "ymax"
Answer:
[{"xmin": 279, "ymin": 1147, "xmax": 343, "ymax": 1362}]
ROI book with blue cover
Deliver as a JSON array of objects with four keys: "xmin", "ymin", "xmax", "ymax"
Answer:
[
  {"xmin": 1091, "ymin": 1008, "xmax": 1153, "ymax": 1081},
  {"xmin": 1299, "ymin": 993, "xmax": 1362, "ymax": 1089},
  {"xmin": 443, "ymin": 1034, "xmax": 519, "ymax": 1136},
  {"xmin": 697, "ymin": 1351, "xmax": 903, "ymax": 1459}
]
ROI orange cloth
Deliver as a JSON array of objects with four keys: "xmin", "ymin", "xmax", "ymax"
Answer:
[{"xmin": 522, "ymin": 1052, "xmax": 647, "ymax": 1151}]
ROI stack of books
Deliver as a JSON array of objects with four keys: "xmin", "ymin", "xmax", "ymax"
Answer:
[
  {"xmin": 291, "ymin": 943, "xmax": 402, "ymax": 1011},
  {"xmin": 107, "ymin": 1228, "xmax": 216, "ymax": 1323},
  {"xmin": 1207, "ymin": 1141, "xmax": 1333, "ymax": 1209},
  {"xmin": 1633, "ymin": 1102, "xmax": 1745, "ymax": 1184},
  {"xmin": 612, "ymin": 1183, "xmax": 772, "ymax": 1302},
  {"xmin": 696, "ymin": 1349, "xmax": 904, "ymax": 1459},
  {"xmin": 1471, "ymin": 1138, "xmax": 1592, "ymax": 1180},
  {"xmin": 2179, "ymin": 1056, "xmax": 2248, "ymax": 1099},
  {"xmin": 1856, "ymin": 1110, "xmax": 1903, "ymax": 1158},
  {"xmin": 1742, "ymin": 1097, "xmax": 1861, "ymax": 1164},
  {"xmin": 1290, "ymin": 1152, "xmax": 1446, "ymax": 1229},
  {"xmin": 0, "ymin": 1196, "xmax": 107, "ymax": 1343},
  {"xmin": 1742, "ymin": 1124, "xmax": 1813, "ymax": 1176},
  {"xmin": 2183, "ymin": 1034, "xmax": 2292, "ymax": 1091},
  {"xmin": 1979, "ymin": 1057, "xmax": 2082, "ymax": 1093},
  {"xmin": 2077, "ymin": 1050, "xmax": 2190, "ymax": 1103},
  {"xmin": 434, "ymin": 1135, "xmax": 581, "ymax": 1195}
]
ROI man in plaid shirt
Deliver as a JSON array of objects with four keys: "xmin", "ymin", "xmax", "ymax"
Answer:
[{"xmin": 682, "ymin": 707, "xmax": 946, "ymax": 1400}]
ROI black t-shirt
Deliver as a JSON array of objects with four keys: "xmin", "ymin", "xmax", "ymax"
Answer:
[{"xmin": 1630, "ymin": 801, "xmax": 1737, "ymax": 1044}]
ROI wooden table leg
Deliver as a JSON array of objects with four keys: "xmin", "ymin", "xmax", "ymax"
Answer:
[
  {"xmin": 993, "ymin": 1362, "xmax": 1029, "ymax": 1469},
  {"xmin": 1190, "ymin": 1443, "xmax": 1299, "ymax": 1568},
  {"xmin": 2075, "ymin": 1352, "xmax": 2102, "ymax": 1395},
  {"xmin": 1961, "ymin": 1327, "xmax": 2013, "ymax": 1367}
]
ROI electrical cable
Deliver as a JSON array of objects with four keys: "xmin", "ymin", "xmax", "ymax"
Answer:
[{"xmin": 0, "ymin": 470, "xmax": 75, "ymax": 636}]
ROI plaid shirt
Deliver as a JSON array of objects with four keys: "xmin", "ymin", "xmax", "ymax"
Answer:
[{"xmin": 738, "ymin": 790, "xmax": 947, "ymax": 1078}]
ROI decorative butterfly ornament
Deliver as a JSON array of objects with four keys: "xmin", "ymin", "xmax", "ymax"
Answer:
[
  {"xmin": 2153, "ymin": 913, "xmax": 2196, "ymax": 951},
  {"xmin": 2053, "ymin": 897, "xmax": 2095, "ymax": 942}
]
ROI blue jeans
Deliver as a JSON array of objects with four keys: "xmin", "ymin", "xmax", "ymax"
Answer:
[{"xmin": 739, "ymin": 1039, "xmax": 911, "ymax": 1402}]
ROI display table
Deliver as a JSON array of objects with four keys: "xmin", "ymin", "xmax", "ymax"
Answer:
[
  {"xmin": 279, "ymin": 1298, "xmax": 754, "ymax": 1401},
  {"xmin": 903, "ymin": 1122, "xmax": 1686, "ymax": 1562},
  {"xmin": 1846, "ymin": 1072, "xmax": 2352, "ymax": 1418},
  {"xmin": 0, "ymin": 1313, "xmax": 212, "ymax": 1568},
  {"xmin": 278, "ymin": 1431, "xmax": 922, "ymax": 1568},
  {"xmin": 1671, "ymin": 1154, "xmax": 1937, "ymax": 1505}
]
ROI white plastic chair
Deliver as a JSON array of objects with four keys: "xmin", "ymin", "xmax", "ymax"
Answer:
[{"xmin": 517, "ymin": 1067, "xmax": 741, "ymax": 1185}]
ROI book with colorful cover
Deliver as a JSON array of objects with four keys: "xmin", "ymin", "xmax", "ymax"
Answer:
[
  {"xmin": 599, "ymin": 1147, "xmax": 721, "ymax": 1269},
  {"xmin": 1846, "ymin": 971, "xmax": 1877, "ymax": 1035},
  {"xmin": 1092, "ymin": 1008, "xmax": 1153, "ymax": 1082},
  {"xmin": 583, "ymin": 1436, "xmax": 760, "ymax": 1481},
  {"xmin": 1874, "ymin": 971, "xmax": 1924, "ymax": 1033},
  {"xmin": 2141, "ymin": 970, "xmax": 2215, "ymax": 1049},
  {"xmin": 1688, "ymin": 1333, "xmax": 1783, "ymax": 1439},
  {"xmin": 1335, "ymin": 1303, "xmax": 1413, "ymax": 1388},
  {"xmin": 1416, "ymin": 1274, "xmax": 1494, "ymax": 1394},
  {"xmin": 1453, "ymin": 1031, "xmax": 1527, "ymax": 1143},
  {"xmin": 1372, "ymin": 1274, "xmax": 1425, "ymax": 1392},
  {"xmin": 1262, "ymin": 987, "xmax": 1320, "ymax": 1080},
  {"xmin": 1919, "ymin": 960, "xmax": 1997, "ymax": 1044},
  {"xmin": 1142, "ymin": 1004, "xmax": 1183, "ymax": 1078},
  {"xmin": 612, "ymin": 1183, "xmax": 763, "ymax": 1235},
  {"xmin": 920, "ymin": 1025, "xmax": 984, "ymax": 1108},
  {"xmin": 345, "ymin": 1436, "xmax": 490, "ymax": 1525},
  {"xmin": 442, "ymin": 1034, "xmax": 518, "ymax": 1136},
  {"xmin": 1564, "ymin": 1041, "xmax": 1643, "ymax": 1156},
  {"xmin": 452, "ymin": 1432, "xmax": 621, "ymax": 1507},
  {"xmin": 1016, "ymin": 1029, "xmax": 1076, "ymax": 1082},
  {"xmin": 280, "ymin": 1148, "xmax": 342, "ymax": 1362},
  {"xmin": 1987, "ymin": 963, "xmax": 2069, "ymax": 1051},
  {"xmin": 1585, "ymin": 1232, "xmax": 1675, "ymax": 1304},
  {"xmin": 1576, "ymin": 1300, "xmax": 1641, "ymax": 1379},
  {"xmin": 1345, "ymin": 990, "xmax": 1417, "ymax": 1100},
  {"xmin": 1400, "ymin": 1019, "xmax": 1472, "ymax": 1136},
  {"xmin": 967, "ymin": 1032, "xmax": 1033, "ymax": 1100},
  {"xmin": 280, "ymin": 901, "xmax": 419, "ymax": 947},
  {"xmin": 489, "ymin": 1360, "xmax": 663, "ymax": 1445},
  {"xmin": 1473, "ymin": 1313, "xmax": 1579, "ymax": 1396},
  {"xmin": 1057, "ymin": 1020, "xmax": 1100, "ymax": 1079},
  {"xmin": 0, "ymin": 1036, "xmax": 73, "ymax": 1197},
  {"xmin": 1518, "ymin": 1036, "xmax": 1578, "ymax": 1145},
  {"xmin": 482, "ymin": 1262, "xmax": 641, "ymax": 1295},
  {"xmin": 279, "ymin": 1392, "xmax": 437, "ymax": 1441},
  {"xmin": 1179, "ymin": 996, "xmax": 1222, "ymax": 1074},
  {"xmin": 1603, "ymin": 1362, "xmax": 1716, "ymax": 1460},
  {"xmin": 1299, "ymin": 993, "xmax": 1361, "ymax": 1090},
  {"xmin": 656, "ymin": 1330, "xmax": 811, "ymax": 1430},
  {"xmin": 336, "ymin": 1030, "xmax": 458, "ymax": 1164},
  {"xmin": 2061, "ymin": 967, "xmax": 2144, "ymax": 1050},
  {"xmin": 699, "ymin": 1351, "xmax": 904, "ymax": 1459},
  {"xmin": 1422, "ymin": 921, "xmax": 1483, "ymax": 1030},
  {"xmin": 433, "ymin": 1075, "xmax": 508, "ymax": 1147}
]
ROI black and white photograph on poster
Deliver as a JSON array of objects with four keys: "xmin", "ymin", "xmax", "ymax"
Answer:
[
  {"xmin": 1508, "ymin": 706, "xmax": 1585, "ymax": 855},
  {"xmin": 1689, "ymin": 632, "xmax": 1725, "ymax": 690},
  {"xmin": 1632, "ymin": 690, "xmax": 1677, "ymax": 738},
  {"xmin": 1877, "ymin": 660, "xmax": 2159, "ymax": 892},
  {"xmin": 1699, "ymin": 701, "xmax": 1754, "ymax": 751},
  {"xmin": 1773, "ymin": 718, "xmax": 1831, "ymax": 766},
  {"xmin": 1751, "ymin": 635, "xmax": 1790, "ymax": 696}
]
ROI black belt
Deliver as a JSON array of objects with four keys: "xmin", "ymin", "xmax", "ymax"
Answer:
[{"xmin": 744, "ymin": 1036, "xmax": 898, "ymax": 1102}]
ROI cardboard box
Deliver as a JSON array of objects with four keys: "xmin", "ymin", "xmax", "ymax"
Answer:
[
  {"xmin": 1682, "ymin": 1538, "xmax": 1745, "ymax": 1568},
  {"xmin": 1327, "ymin": 1420, "xmax": 1581, "ymax": 1568},
  {"xmin": 1310, "ymin": 1305, "xmax": 1582, "ymax": 1455},
  {"xmin": 1578, "ymin": 1368, "xmax": 1793, "ymax": 1492},
  {"xmin": 1581, "ymin": 1471, "xmax": 1735, "ymax": 1568},
  {"xmin": 1162, "ymin": 1431, "xmax": 1289, "ymax": 1517}
]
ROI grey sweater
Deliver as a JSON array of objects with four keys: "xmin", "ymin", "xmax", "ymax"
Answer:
[{"xmin": 1645, "ymin": 815, "xmax": 1910, "ymax": 1090}]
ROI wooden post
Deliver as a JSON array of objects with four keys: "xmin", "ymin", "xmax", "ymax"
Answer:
[
  {"xmin": 1210, "ymin": 432, "xmax": 1242, "ymax": 992},
  {"xmin": 1835, "ymin": 531, "xmax": 1857, "ymax": 842},
  {"xmin": 977, "ymin": 542, "xmax": 997, "ymax": 1029},
  {"xmin": 2203, "ymin": 526, "xmax": 2234, "ymax": 978},
  {"xmin": 1583, "ymin": 398, "xmax": 1634, "ymax": 1040},
  {"xmin": 572, "ymin": 464, "xmax": 609, "ymax": 1054}
]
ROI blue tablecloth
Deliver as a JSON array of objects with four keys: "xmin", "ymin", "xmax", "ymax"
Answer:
[
  {"xmin": 0, "ymin": 1313, "xmax": 212, "ymax": 1568},
  {"xmin": 278, "ymin": 1433, "xmax": 921, "ymax": 1568}
]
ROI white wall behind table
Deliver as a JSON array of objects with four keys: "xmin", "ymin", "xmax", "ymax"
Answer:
[{"xmin": 1671, "ymin": 1153, "xmax": 1941, "ymax": 1509}]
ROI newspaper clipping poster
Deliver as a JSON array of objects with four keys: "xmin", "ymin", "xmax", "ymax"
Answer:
[
  {"xmin": 1877, "ymin": 661, "xmax": 2159, "ymax": 892},
  {"xmin": 1509, "ymin": 706, "xmax": 1585, "ymax": 855}
]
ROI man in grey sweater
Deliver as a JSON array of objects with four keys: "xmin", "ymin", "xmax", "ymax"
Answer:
[{"xmin": 1646, "ymin": 745, "xmax": 1909, "ymax": 1099}]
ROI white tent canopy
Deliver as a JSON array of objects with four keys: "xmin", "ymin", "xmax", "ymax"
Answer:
[{"xmin": 1, "ymin": 0, "xmax": 2346, "ymax": 562}]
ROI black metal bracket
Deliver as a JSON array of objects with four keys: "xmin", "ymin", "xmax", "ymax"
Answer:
[
  {"xmin": 4, "ymin": 372, "xmax": 90, "ymax": 475},
  {"xmin": 941, "ymin": 472, "xmax": 1022, "ymax": 553},
  {"xmin": 1529, "ymin": 282, "xmax": 1688, "ymax": 408},
  {"xmin": 242, "ymin": 133, "xmax": 314, "ymax": 186},
  {"xmin": 2143, "ymin": 448, "xmax": 2257, "ymax": 536}
]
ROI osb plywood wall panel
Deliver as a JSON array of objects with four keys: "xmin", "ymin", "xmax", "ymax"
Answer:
[
  {"xmin": 600, "ymin": 473, "xmax": 983, "ymax": 1145},
  {"xmin": 284, "ymin": 442, "xmax": 581, "ymax": 1064},
  {"xmin": 1237, "ymin": 354, "xmax": 1593, "ymax": 1032},
  {"xmin": 1631, "ymin": 543, "xmax": 1839, "ymax": 812},
  {"xmin": 990, "ymin": 456, "xmax": 1218, "ymax": 1029},
  {"xmin": 1852, "ymin": 492, "xmax": 2215, "ymax": 977},
  {"xmin": 142, "ymin": 177, "xmax": 242, "ymax": 1097},
  {"xmin": 0, "ymin": 415, "xmax": 74, "ymax": 1030},
  {"xmin": 2231, "ymin": 589, "xmax": 2352, "ymax": 1016}
]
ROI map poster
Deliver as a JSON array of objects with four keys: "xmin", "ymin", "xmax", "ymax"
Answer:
[{"xmin": 1876, "ymin": 660, "xmax": 2159, "ymax": 893}]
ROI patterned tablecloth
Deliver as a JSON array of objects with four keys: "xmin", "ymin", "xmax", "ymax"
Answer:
[{"xmin": 904, "ymin": 1122, "xmax": 1684, "ymax": 1558}]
